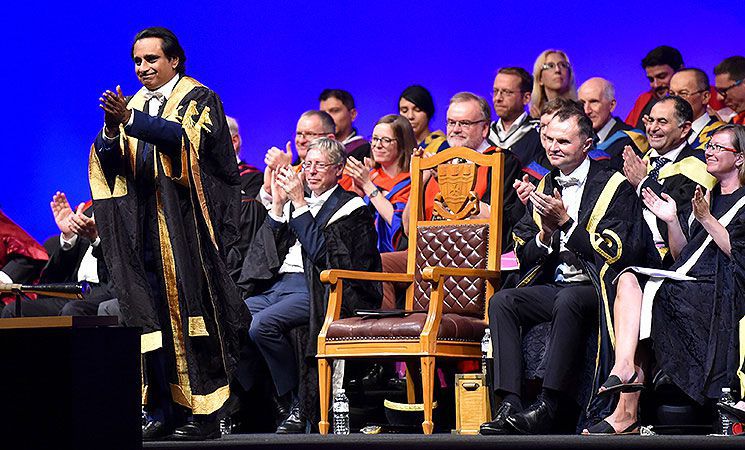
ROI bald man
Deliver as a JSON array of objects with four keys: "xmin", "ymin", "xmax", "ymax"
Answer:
[
  {"xmin": 669, "ymin": 69, "xmax": 726, "ymax": 149},
  {"xmin": 578, "ymin": 77, "xmax": 647, "ymax": 171}
]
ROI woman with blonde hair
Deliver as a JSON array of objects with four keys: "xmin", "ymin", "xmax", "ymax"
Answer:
[{"xmin": 529, "ymin": 49, "xmax": 577, "ymax": 118}]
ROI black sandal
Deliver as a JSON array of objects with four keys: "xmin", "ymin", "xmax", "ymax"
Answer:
[
  {"xmin": 583, "ymin": 419, "xmax": 640, "ymax": 435},
  {"xmin": 597, "ymin": 372, "xmax": 644, "ymax": 396}
]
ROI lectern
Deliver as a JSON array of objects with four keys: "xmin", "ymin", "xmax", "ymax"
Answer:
[{"xmin": 0, "ymin": 316, "xmax": 140, "ymax": 449}]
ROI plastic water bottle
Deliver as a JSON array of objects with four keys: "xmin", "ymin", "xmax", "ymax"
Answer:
[
  {"xmin": 481, "ymin": 329, "xmax": 492, "ymax": 377},
  {"xmin": 332, "ymin": 389, "xmax": 350, "ymax": 435},
  {"xmin": 719, "ymin": 388, "xmax": 735, "ymax": 435},
  {"xmin": 219, "ymin": 416, "xmax": 233, "ymax": 436}
]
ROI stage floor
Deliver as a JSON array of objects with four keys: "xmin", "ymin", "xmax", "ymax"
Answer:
[{"xmin": 144, "ymin": 433, "xmax": 738, "ymax": 450}]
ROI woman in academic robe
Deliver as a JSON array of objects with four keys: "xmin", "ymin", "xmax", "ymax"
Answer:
[
  {"xmin": 584, "ymin": 124, "xmax": 745, "ymax": 434},
  {"xmin": 346, "ymin": 115, "xmax": 416, "ymax": 253},
  {"xmin": 398, "ymin": 85, "xmax": 449, "ymax": 155}
]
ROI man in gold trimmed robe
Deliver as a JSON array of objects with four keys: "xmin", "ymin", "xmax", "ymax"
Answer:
[
  {"xmin": 480, "ymin": 107, "xmax": 651, "ymax": 435},
  {"xmin": 91, "ymin": 27, "xmax": 243, "ymax": 441}
]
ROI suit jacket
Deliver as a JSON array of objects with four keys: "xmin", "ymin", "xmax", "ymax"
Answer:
[{"xmin": 40, "ymin": 235, "xmax": 115, "ymax": 303}]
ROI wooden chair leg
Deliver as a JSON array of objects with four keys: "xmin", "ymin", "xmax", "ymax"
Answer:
[
  {"xmin": 318, "ymin": 357, "xmax": 331, "ymax": 434},
  {"xmin": 420, "ymin": 356, "xmax": 435, "ymax": 434}
]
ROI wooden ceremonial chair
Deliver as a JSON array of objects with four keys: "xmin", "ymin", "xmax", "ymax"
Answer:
[{"xmin": 316, "ymin": 146, "xmax": 504, "ymax": 434}]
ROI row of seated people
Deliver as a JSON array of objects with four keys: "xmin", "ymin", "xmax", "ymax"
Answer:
[{"xmin": 3, "ymin": 44, "xmax": 745, "ymax": 438}]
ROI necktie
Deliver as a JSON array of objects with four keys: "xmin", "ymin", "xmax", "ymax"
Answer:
[{"xmin": 648, "ymin": 157, "xmax": 669, "ymax": 181}]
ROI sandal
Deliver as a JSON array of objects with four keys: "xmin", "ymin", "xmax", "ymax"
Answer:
[
  {"xmin": 582, "ymin": 419, "xmax": 640, "ymax": 435},
  {"xmin": 597, "ymin": 372, "xmax": 644, "ymax": 396}
]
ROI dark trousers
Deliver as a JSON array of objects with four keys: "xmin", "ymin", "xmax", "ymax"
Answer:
[
  {"xmin": 244, "ymin": 273, "xmax": 310, "ymax": 397},
  {"xmin": 488, "ymin": 283, "xmax": 597, "ymax": 396},
  {"xmin": 1, "ymin": 297, "xmax": 69, "ymax": 318}
]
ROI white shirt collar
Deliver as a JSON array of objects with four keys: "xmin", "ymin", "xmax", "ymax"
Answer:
[
  {"xmin": 596, "ymin": 117, "xmax": 617, "ymax": 143},
  {"xmin": 649, "ymin": 139, "xmax": 687, "ymax": 162},
  {"xmin": 688, "ymin": 112, "xmax": 711, "ymax": 144},
  {"xmin": 558, "ymin": 156, "xmax": 591, "ymax": 183},
  {"xmin": 475, "ymin": 139, "xmax": 491, "ymax": 153},
  {"xmin": 496, "ymin": 112, "xmax": 527, "ymax": 136},
  {"xmin": 310, "ymin": 184, "xmax": 338, "ymax": 202},
  {"xmin": 139, "ymin": 73, "xmax": 180, "ymax": 101}
]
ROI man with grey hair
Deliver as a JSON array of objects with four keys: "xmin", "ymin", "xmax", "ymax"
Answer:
[
  {"xmin": 237, "ymin": 137, "xmax": 381, "ymax": 433},
  {"xmin": 669, "ymin": 69, "xmax": 726, "ymax": 148},
  {"xmin": 227, "ymin": 115, "xmax": 263, "ymax": 198},
  {"xmin": 260, "ymin": 110, "xmax": 336, "ymax": 207},
  {"xmin": 578, "ymin": 77, "xmax": 646, "ymax": 171}
]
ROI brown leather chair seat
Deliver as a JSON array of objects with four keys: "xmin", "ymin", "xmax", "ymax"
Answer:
[{"xmin": 327, "ymin": 313, "xmax": 485, "ymax": 342}]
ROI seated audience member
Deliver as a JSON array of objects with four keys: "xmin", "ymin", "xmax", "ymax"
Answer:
[
  {"xmin": 529, "ymin": 49, "xmax": 577, "ymax": 118},
  {"xmin": 237, "ymin": 138, "xmax": 382, "ymax": 433},
  {"xmin": 625, "ymin": 46, "xmax": 684, "ymax": 129},
  {"xmin": 2, "ymin": 193, "xmax": 115, "ymax": 318},
  {"xmin": 622, "ymin": 96, "xmax": 716, "ymax": 264},
  {"xmin": 260, "ymin": 110, "xmax": 336, "ymax": 207},
  {"xmin": 578, "ymin": 77, "xmax": 647, "ymax": 171},
  {"xmin": 480, "ymin": 107, "xmax": 648, "ymax": 435},
  {"xmin": 319, "ymin": 89, "xmax": 371, "ymax": 161},
  {"xmin": 488, "ymin": 67, "xmax": 546, "ymax": 182},
  {"xmin": 398, "ymin": 85, "xmax": 448, "ymax": 154},
  {"xmin": 584, "ymin": 124, "xmax": 745, "ymax": 435},
  {"xmin": 715, "ymin": 56, "xmax": 745, "ymax": 125},
  {"xmin": 0, "ymin": 210, "xmax": 48, "ymax": 312},
  {"xmin": 228, "ymin": 115, "xmax": 263, "ymax": 198},
  {"xmin": 346, "ymin": 115, "xmax": 415, "ymax": 253},
  {"xmin": 669, "ymin": 69, "xmax": 726, "ymax": 149},
  {"xmin": 382, "ymin": 93, "xmax": 523, "ymax": 307}
]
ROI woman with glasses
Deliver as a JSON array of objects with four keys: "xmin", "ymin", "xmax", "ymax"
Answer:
[
  {"xmin": 583, "ymin": 124, "xmax": 745, "ymax": 435},
  {"xmin": 345, "ymin": 115, "xmax": 417, "ymax": 253},
  {"xmin": 398, "ymin": 85, "xmax": 449, "ymax": 155},
  {"xmin": 529, "ymin": 50, "xmax": 577, "ymax": 118}
]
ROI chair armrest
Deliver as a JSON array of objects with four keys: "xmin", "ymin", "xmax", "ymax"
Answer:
[
  {"xmin": 420, "ymin": 267, "xmax": 500, "ymax": 282},
  {"xmin": 320, "ymin": 269, "xmax": 414, "ymax": 284}
]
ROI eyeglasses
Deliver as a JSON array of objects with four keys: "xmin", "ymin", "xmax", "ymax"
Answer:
[
  {"xmin": 541, "ymin": 61, "xmax": 571, "ymax": 71},
  {"xmin": 716, "ymin": 79, "xmax": 743, "ymax": 98},
  {"xmin": 300, "ymin": 161, "xmax": 339, "ymax": 172},
  {"xmin": 371, "ymin": 136, "xmax": 397, "ymax": 147},
  {"xmin": 668, "ymin": 89, "xmax": 707, "ymax": 99},
  {"xmin": 493, "ymin": 88, "xmax": 517, "ymax": 98},
  {"xmin": 446, "ymin": 119, "xmax": 486, "ymax": 129},
  {"xmin": 296, "ymin": 131, "xmax": 328, "ymax": 140},
  {"xmin": 704, "ymin": 142, "xmax": 739, "ymax": 154}
]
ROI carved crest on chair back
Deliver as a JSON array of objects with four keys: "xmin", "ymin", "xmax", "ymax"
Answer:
[{"xmin": 433, "ymin": 161, "xmax": 480, "ymax": 220}]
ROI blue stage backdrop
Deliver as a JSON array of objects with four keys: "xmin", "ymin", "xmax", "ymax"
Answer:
[{"xmin": 4, "ymin": 0, "xmax": 744, "ymax": 242}]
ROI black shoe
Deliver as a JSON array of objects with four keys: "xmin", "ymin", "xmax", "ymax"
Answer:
[
  {"xmin": 361, "ymin": 364, "xmax": 385, "ymax": 389},
  {"xmin": 273, "ymin": 392, "xmax": 293, "ymax": 426},
  {"xmin": 505, "ymin": 399, "xmax": 555, "ymax": 435},
  {"xmin": 479, "ymin": 401, "xmax": 517, "ymax": 435},
  {"xmin": 718, "ymin": 402, "xmax": 745, "ymax": 422},
  {"xmin": 170, "ymin": 419, "xmax": 221, "ymax": 441},
  {"xmin": 276, "ymin": 400, "xmax": 307, "ymax": 434},
  {"xmin": 142, "ymin": 420, "xmax": 173, "ymax": 441}
]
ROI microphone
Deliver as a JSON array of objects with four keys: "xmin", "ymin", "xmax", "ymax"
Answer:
[{"xmin": 0, "ymin": 282, "xmax": 91, "ymax": 300}]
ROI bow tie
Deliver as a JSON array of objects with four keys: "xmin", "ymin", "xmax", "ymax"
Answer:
[
  {"xmin": 555, "ymin": 176, "xmax": 580, "ymax": 188},
  {"xmin": 143, "ymin": 90, "xmax": 165, "ymax": 102}
]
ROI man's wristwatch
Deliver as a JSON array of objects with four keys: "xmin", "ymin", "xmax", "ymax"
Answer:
[{"xmin": 368, "ymin": 188, "xmax": 380, "ymax": 198}]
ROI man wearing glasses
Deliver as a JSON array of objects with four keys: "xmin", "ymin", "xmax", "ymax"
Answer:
[
  {"xmin": 669, "ymin": 69, "xmax": 726, "ymax": 149},
  {"xmin": 238, "ymin": 138, "xmax": 381, "ymax": 433},
  {"xmin": 715, "ymin": 56, "xmax": 745, "ymax": 126},
  {"xmin": 622, "ymin": 96, "xmax": 716, "ymax": 266},
  {"xmin": 260, "ymin": 110, "xmax": 336, "ymax": 207}
]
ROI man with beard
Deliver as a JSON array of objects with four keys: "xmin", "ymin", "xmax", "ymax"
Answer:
[{"xmin": 625, "ymin": 46, "xmax": 684, "ymax": 129}]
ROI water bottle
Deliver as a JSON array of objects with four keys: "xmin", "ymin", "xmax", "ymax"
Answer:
[
  {"xmin": 719, "ymin": 388, "xmax": 735, "ymax": 435},
  {"xmin": 481, "ymin": 328, "xmax": 492, "ymax": 378},
  {"xmin": 219, "ymin": 416, "xmax": 233, "ymax": 436},
  {"xmin": 332, "ymin": 389, "xmax": 350, "ymax": 435}
]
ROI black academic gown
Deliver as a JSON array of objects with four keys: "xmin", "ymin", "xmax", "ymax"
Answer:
[
  {"xmin": 89, "ymin": 75, "xmax": 243, "ymax": 415},
  {"xmin": 651, "ymin": 186, "xmax": 745, "ymax": 404},
  {"xmin": 594, "ymin": 117, "xmax": 647, "ymax": 172},
  {"xmin": 640, "ymin": 144, "xmax": 716, "ymax": 262},
  {"xmin": 512, "ymin": 160, "xmax": 652, "ymax": 422},
  {"xmin": 237, "ymin": 186, "xmax": 382, "ymax": 425}
]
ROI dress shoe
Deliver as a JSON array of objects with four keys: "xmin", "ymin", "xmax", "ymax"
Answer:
[
  {"xmin": 276, "ymin": 400, "xmax": 307, "ymax": 434},
  {"xmin": 505, "ymin": 399, "xmax": 555, "ymax": 435},
  {"xmin": 142, "ymin": 420, "xmax": 172, "ymax": 441},
  {"xmin": 273, "ymin": 392, "xmax": 293, "ymax": 426},
  {"xmin": 479, "ymin": 401, "xmax": 517, "ymax": 435},
  {"xmin": 361, "ymin": 364, "xmax": 385, "ymax": 389},
  {"xmin": 170, "ymin": 418, "xmax": 221, "ymax": 441}
]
